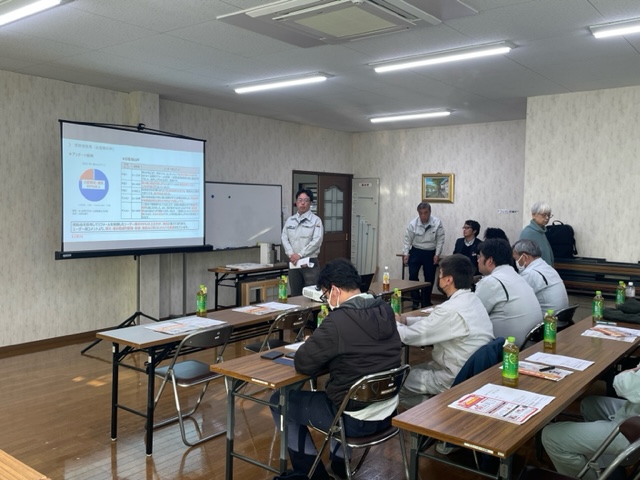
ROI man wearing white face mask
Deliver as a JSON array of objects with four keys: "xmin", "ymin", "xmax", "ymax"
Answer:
[
  {"xmin": 396, "ymin": 254, "xmax": 494, "ymax": 409},
  {"xmin": 512, "ymin": 239, "xmax": 568, "ymax": 317},
  {"xmin": 270, "ymin": 258, "xmax": 401, "ymax": 480}
]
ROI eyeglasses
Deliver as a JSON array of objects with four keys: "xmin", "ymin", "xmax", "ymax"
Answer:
[
  {"xmin": 297, "ymin": 197, "xmax": 311, "ymax": 203},
  {"xmin": 462, "ymin": 226, "xmax": 472, "ymax": 230},
  {"xmin": 320, "ymin": 289, "xmax": 330, "ymax": 302},
  {"xmin": 537, "ymin": 212, "xmax": 553, "ymax": 219}
]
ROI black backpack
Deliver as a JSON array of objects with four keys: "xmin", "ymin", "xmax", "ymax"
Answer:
[{"xmin": 545, "ymin": 220, "xmax": 578, "ymax": 259}]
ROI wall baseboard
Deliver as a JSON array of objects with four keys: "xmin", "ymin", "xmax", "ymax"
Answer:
[{"xmin": 0, "ymin": 331, "xmax": 98, "ymax": 359}]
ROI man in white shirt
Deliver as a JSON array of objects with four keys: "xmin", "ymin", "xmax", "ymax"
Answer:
[
  {"xmin": 542, "ymin": 365, "xmax": 640, "ymax": 478},
  {"xmin": 402, "ymin": 202, "xmax": 445, "ymax": 308},
  {"xmin": 397, "ymin": 254, "xmax": 494, "ymax": 408},
  {"xmin": 281, "ymin": 189, "xmax": 324, "ymax": 296},
  {"xmin": 513, "ymin": 239, "xmax": 569, "ymax": 317},
  {"xmin": 475, "ymin": 239, "xmax": 542, "ymax": 348}
]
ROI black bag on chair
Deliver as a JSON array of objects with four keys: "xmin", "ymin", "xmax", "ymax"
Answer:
[{"xmin": 545, "ymin": 220, "xmax": 578, "ymax": 259}]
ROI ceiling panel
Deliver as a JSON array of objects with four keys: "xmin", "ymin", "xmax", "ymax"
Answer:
[{"xmin": 0, "ymin": 0, "xmax": 640, "ymax": 131}]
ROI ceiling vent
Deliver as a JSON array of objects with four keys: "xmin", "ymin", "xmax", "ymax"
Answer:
[{"xmin": 218, "ymin": 0, "xmax": 477, "ymax": 48}]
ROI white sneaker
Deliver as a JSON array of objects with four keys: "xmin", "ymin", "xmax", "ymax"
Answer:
[{"xmin": 435, "ymin": 441, "xmax": 460, "ymax": 455}]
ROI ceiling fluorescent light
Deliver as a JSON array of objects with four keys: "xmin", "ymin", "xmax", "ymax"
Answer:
[
  {"xmin": 0, "ymin": 0, "xmax": 63, "ymax": 27},
  {"xmin": 590, "ymin": 18, "xmax": 640, "ymax": 39},
  {"xmin": 234, "ymin": 73, "xmax": 330, "ymax": 94},
  {"xmin": 371, "ymin": 41, "xmax": 513, "ymax": 73},
  {"xmin": 370, "ymin": 109, "xmax": 451, "ymax": 124}
]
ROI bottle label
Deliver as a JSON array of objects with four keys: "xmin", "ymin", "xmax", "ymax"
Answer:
[
  {"xmin": 196, "ymin": 293, "xmax": 207, "ymax": 316},
  {"xmin": 616, "ymin": 288, "xmax": 625, "ymax": 305},
  {"xmin": 502, "ymin": 349, "xmax": 518, "ymax": 379},
  {"xmin": 391, "ymin": 295, "xmax": 401, "ymax": 314},
  {"xmin": 278, "ymin": 283, "xmax": 287, "ymax": 301},
  {"xmin": 543, "ymin": 320, "xmax": 556, "ymax": 343},
  {"xmin": 592, "ymin": 301, "xmax": 603, "ymax": 317}
]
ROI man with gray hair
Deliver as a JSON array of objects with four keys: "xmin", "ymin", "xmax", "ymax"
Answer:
[
  {"xmin": 513, "ymin": 239, "xmax": 569, "ymax": 317},
  {"xmin": 519, "ymin": 201, "xmax": 554, "ymax": 265},
  {"xmin": 402, "ymin": 201, "xmax": 445, "ymax": 308}
]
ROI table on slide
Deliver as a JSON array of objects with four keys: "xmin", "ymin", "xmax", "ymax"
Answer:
[
  {"xmin": 96, "ymin": 295, "xmax": 321, "ymax": 456},
  {"xmin": 393, "ymin": 316, "xmax": 640, "ymax": 480}
]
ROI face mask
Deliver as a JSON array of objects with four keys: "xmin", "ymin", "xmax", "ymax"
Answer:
[
  {"xmin": 437, "ymin": 277, "xmax": 447, "ymax": 297},
  {"xmin": 516, "ymin": 254, "xmax": 526, "ymax": 273},
  {"xmin": 327, "ymin": 287, "xmax": 340, "ymax": 311}
]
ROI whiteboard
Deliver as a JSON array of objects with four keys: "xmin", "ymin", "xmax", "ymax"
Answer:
[{"xmin": 205, "ymin": 182, "xmax": 282, "ymax": 250}]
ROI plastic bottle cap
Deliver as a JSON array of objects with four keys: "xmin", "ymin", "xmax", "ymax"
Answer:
[
  {"xmin": 507, "ymin": 336, "xmax": 515, "ymax": 343},
  {"xmin": 596, "ymin": 291, "xmax": 602, "ymax": 295},
  {"xmin": 547, "ymin": 309, "xmax": 554, "ymax": 315}
]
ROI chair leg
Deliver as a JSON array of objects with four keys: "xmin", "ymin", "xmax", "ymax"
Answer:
[
  {"xmin": 156, "ymin": 377, "xmax": 225, "ymax": 447},
  {"xmin": 398, "ymin": 430, "xmax": 409, "ymax": 480}
]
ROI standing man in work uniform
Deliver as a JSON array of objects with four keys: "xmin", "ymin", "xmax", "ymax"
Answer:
[
  {"xmin": 402, "ymin": 201, "xmax": 445, "ymax": 308},
  {"xmin": 281, "ymin": 188, "xmax": 324, "ymax": 296}
]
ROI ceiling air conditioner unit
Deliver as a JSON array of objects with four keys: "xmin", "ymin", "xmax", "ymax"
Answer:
[{"xmin": 218, "ymin": 0, "xmax": 476, "ymax": 48}]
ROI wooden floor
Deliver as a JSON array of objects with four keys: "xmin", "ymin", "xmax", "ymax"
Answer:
[{"xmin": 0, "ymin": 296, "xmax": 596, "ymax": 480}]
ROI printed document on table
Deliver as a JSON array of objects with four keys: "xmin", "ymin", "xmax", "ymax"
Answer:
[
  {"xmin": 259, "ymin": 302, "xmax": 300, "ymax": 312},
  {"xmin": 582, "ymin": 326, "xmax": 640, "ymax": 343},
  {"xmin": 448, "ymin": 383, "xmax": 555, "ymax": 425},
  {"xmin": 285, "ymin": 341, "xmax": 305, "ymax": 351},
  {"xmin": 518, "ymin": 361, "xmax": 573, "ymax": 381},
  {"xmin": 145, "ymin": 316, "xmax": 226, "ymax": 335},
  {"xmin": 525, "ymin": 352, "xmax": 594, "ymax": 371},
  {"xmin": 289, "ymin": 257, "xmax": 314, "ymax": 269},
  {"xmin": 233, "ymin": 302, "xmax": 299, "ymax": 315}
]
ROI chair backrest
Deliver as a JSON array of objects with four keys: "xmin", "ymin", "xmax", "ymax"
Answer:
[
  {"xmin": 170, "ymin": 324, "xmax": 233, "ymax": 366},
  {"xmin": 523, "ymin": 322, "xmax": 545, "ymax": 348},
  {"xmin": 452, "ymin": 337, "xmax": 505, "ymax": 387},
  {"xmin": 344, "ymin": 364, "xmax": 410, "ymax": 406},
  {"xmin": 360, "ymin": 273, "xmax": 374, "ymax": 293},
  {"xmin": 556, "ymin": 304, "xmax": 579, "ymax": 327},
  {"xmin": 257, "ymin": 307, "xmax": 313, "ymax": 351},
  {"xmin": 615, "ymin": 416, "xmax": 640, "ymax": 468}
]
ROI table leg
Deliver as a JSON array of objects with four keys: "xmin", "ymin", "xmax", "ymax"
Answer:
[
  {"xmin": 214, "ymin": 272, "xmax": 219, "ymax": 310},
  {"xmin": 279, "ymin": 387, "xmax": 289, "ymax": 473},
  {"xmin": 409, "ymin": 433, "xmax": 420, "ymax": 480},
  {"xmin": 225, "ymin": 377, "xmax": 236, "ymax": 480},
  {"xmin": 110, "ymin": 343, "xmax": 119, "ymax": 441},
  {"xmin": 499, "ymin": 456, "xmax": 513, "ymax": 480},
  {"xmin": 145, "ymin": 349, "xmax": 157, "ymax": 456}
]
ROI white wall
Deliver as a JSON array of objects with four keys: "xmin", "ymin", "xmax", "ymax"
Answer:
[
  {"xmin": 525, "ymin": 86, "xmax": 640, "ymax": 263},
  {"xmin": 1, "ymin": 65, "xmax": 637, "ymax": 348},
  {"xmin": 352, "ymin": 121, "xmax": 527, "ymax": 280}
]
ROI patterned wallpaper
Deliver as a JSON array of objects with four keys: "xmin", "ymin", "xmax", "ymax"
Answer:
[
  {"xmin": 525, "ymin": 86, "xmax": 640, "ymax": 263},
  {"xmin": 2, "ymin": 65, "xmax": 637, "ymax": 347},
  {"xmin": 0, "ymin": 70, "xmax": 136, "ymax": 346},
  {"xmin": 351, "ymin": 121, "xmax": 527, "ymax": 279}
]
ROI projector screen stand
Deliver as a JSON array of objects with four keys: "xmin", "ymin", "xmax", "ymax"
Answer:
[{"xmin": 81, "ymin": 256, "xmax": 158, "ymax": 354}]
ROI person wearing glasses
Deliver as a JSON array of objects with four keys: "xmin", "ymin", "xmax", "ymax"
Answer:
[
  {"xmin": 281, "ymin": 188, "xmax": 324, "ymax": 296},
  {"xmin": 453, "ymin": 220, "xmax": 482, "ymax": 275},
  {"xmin": 402, "ymin": 202, "xmax": 445, "ymax": 308},
  {"xmin": 519, "ymin": 201, "xmax": 554, "ymax": 265},
  {"xmin": 271, "ymin": 258, "xmax": 401, "ymax": 479}
]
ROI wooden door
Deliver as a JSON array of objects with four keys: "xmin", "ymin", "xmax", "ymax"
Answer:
[{"xmin": 317, "ymin": 174, "xmax": 352, "ymax": 266}]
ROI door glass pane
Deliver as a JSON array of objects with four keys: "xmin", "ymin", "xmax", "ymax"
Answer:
[{"xmin": 323, "ymin": 185, "xmax": 344, "ymax": 233}]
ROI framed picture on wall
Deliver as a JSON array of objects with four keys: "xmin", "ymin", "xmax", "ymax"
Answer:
[{"xmin": 422, "ymin": 173, "xmax": 454, "ymax": 203}]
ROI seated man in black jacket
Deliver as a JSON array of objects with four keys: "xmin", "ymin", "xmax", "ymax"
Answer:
[{"xmin": 270, "ymin": 258, "xmax": 402, "ymax": 479}]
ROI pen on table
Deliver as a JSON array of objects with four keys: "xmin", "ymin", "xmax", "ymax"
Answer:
[
  {"xmin": 595, "ymin": 320, "xmax": 617, "ymax": 326},
  {"xmin": 539, "ymin": 365, "xmax": 556, "ymax": 372}
]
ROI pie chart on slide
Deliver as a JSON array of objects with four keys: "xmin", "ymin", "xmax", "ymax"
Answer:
[{"xmin": 79, "ymin": 169, "xmax": 109, "ymax": 201}]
